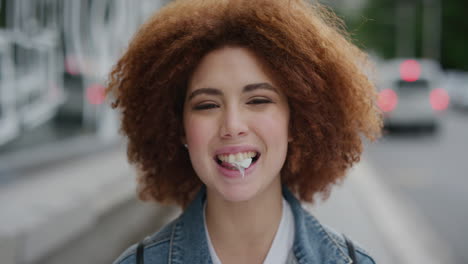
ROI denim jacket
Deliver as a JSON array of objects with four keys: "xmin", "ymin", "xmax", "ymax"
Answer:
[{"xmin": 114, "ymin": 185, "xmax": 376, "ymax": 264}]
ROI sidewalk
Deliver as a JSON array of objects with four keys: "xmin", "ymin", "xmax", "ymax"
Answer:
[{"xmin": 0, "ymin": 146, "xmax": 140, "ymax": 264}]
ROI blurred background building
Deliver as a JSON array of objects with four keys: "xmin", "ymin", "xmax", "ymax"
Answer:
[{"xmin": 0, "ymin": 0, "xmax": 467, "ymax": 263}]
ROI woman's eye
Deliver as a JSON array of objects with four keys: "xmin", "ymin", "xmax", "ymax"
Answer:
[
  {"xmin": 193, "ymin": 103, "xmax": 219, "ymax": 110},
  {"xmin": 247, "ymin": 98, "xmax": 272, "ymax": 105}
]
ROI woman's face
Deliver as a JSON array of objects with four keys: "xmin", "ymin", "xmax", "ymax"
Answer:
[{"xmin": 183, "ymin": 46, "xmax": 290, "ymax": 202}]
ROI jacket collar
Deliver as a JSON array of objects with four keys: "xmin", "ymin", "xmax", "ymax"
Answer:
[
  {"xmin": 282, "ymin": 185, "xmax": 352, "ymax": 264},
  {"xmin": 168, "ymin": 185, "xmax": 351, "ymax": 264}
]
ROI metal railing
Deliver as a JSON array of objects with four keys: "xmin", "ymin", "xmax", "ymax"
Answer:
[{"xmin": 0, "ymin": 0, "xmax": 167, "ymax": 147}]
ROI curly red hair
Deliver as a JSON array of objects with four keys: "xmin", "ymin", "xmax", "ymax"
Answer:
[{"xmin": 106, "ymin": 0, "xmax": 382, "ymax": 207}]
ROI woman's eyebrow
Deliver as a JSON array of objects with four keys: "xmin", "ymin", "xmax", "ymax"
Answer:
[
  {"xmin": 243, "ymin": 82, "xmax": 279, "ymax": 94},
  {"xmin": 187, "ymin": 88, "xmax": 222, "ymax": 100},
  {"xmin": 187, "ymin": 82, "xmax": 278, "ymax": 100}
]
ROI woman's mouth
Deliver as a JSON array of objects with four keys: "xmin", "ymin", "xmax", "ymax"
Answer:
[{"xmin": 214, "ymin": 152, "xmax": 261, "ymax": 171}]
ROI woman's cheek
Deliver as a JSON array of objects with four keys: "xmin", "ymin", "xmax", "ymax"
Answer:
[
  {"xmin": 255, "ymin": 113, "xmax": 289, "ymax": 135},
  {"xmin": 186, "ymin": 117, "xmax": 213, "ymax": 148}
]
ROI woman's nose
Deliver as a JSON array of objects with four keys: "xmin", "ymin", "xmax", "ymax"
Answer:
[{"xmin": 219, "ymin": 107, "xmax": 248, "ymax": 139}]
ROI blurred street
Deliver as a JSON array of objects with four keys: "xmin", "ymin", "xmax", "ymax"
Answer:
[
  {"xmin": 1, "ymin": 0, "xmax": 467, "ymax": 263},
  {"xmin": 315, "ymin": 108, "xmax": 468, "ymax": 264},
  {"xmin": 365, "ymin": 109, "xmax": 468, "ymax": 264}
]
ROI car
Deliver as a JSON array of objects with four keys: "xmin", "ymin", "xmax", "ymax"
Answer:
[
  {"xmin": 376, "ymin": 58, "xmax": 449, "ymax": 132},
  {"xmin": 444, "ymin": 70, "xmax": 468, "ymax": 112}
]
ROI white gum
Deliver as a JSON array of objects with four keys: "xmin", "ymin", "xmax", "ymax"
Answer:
[
  {"xmin": 231, "ymin": 158, "xmax": 252, "ymax": 179},
  {"xmin": 236, "ymin": 158, "xmax": 252, "ymax": 168},
  {"xmin": 217, "ymin": 152, "xmax": 256, "ymax": 178}
]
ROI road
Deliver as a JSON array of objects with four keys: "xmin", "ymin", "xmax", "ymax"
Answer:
[{"xmin": 364, "ymin": 109, "xmax": 468, "ymax": 264}]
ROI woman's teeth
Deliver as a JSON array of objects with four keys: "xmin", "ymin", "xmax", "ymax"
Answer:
[{"xmin": 217, "ymin": 152, "xmax": 257, "ymax": 163}]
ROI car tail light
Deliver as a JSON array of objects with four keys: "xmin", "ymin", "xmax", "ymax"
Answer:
[
  {"xmin": 430, "ymin": 88, "xmax": 449, "ymax": 111},
  {"xmin": 65, "ymin": 55, "xmax": 81, "ymax": 75},
  {"xmin": 400, "ymin": 59, "xmax": 421, "ymax": 82},
  {"xmin": 378, "ymin": 89, "xmax": 398, "ymax": 112},
  {"xmin": 86, "ymin": 83, "xmax": 106, "ymax": 105}
]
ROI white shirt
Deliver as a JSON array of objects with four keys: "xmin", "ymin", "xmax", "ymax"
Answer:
[{"xmin": 203, "ymin": 198, "xmax": 295, "ymax": 264}]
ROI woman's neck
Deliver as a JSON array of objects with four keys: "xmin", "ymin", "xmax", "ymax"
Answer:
[{"xmin": 204, "ymin": 179, "xmax": 283, "ymax": 264}]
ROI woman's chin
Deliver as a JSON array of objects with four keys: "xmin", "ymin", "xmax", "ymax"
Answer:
[{"xmin": 214, "ymin": 185, "xmax": 259, "ymax": 203}]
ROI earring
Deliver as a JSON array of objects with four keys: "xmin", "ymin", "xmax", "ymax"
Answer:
[{"xmin": 184, "ymin": 144, "xmax": 188, "ymax": 149}]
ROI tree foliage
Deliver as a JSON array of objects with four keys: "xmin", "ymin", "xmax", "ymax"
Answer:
[{"xmin": 346, "ymin": 0, "xmax": 468, "ymax": 70}]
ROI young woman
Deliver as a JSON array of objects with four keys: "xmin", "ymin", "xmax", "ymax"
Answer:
[{"xmin": 107, "ymin": 0, "xmax": 382, "ymax": 263}]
